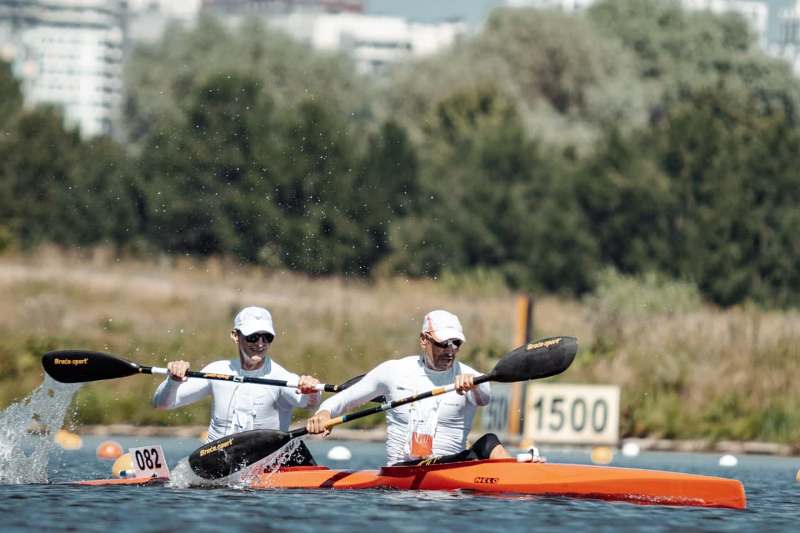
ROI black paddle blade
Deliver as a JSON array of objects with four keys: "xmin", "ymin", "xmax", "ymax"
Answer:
[
  {"xmin": 336, "ymin": 373, "xmax": 365, "ymax": 392},
  {"xmin": 189, "ymin": 429, "xmax": 293, "ymax": 479},
  {"xmin": 41, "ymin": 350, "xmax": 141, "ymax": 383},
  {"xmin": 488, "ymin": 336, "xmax": 578, "ymax": 383}
]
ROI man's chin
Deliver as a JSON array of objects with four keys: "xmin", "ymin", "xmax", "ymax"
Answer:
[{"xmin": 437, "ymin": 358, "xmax": 455, "ymax": 370}]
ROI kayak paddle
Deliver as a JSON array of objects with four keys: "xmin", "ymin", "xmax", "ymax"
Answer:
[
  {"xmin": 189, "ymin": 336, "xmax": 578, "ymax": 479},
  {"xmin": 41, "ymin": 350, "xmax": 362, "ymax": 393}
]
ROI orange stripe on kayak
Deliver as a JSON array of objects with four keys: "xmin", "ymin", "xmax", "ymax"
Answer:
[
  {"xmin": 250, "ymin": 467, "xmax": 380, "ymax": 489},
  {"xmin": 74, "ymin": 476, "xmax": 168, "ymax": 486}
]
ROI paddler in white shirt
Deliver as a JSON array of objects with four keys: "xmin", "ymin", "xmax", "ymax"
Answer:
[
  {"xmin": 307, "ymin": 309, "xmax": 543, "ymax": 466},
  {"xmin": 153, "ymin": 306, "xmax": 321, "ymax": 465}
]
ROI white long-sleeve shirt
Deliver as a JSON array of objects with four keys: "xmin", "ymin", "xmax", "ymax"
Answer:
[
  {"xmin": 153, "ymin": 358, "xmax": 319, "ymax": 443},
  {"xmin": 317, "ymin": 355, "xmax": 490, "ymax": 465}
]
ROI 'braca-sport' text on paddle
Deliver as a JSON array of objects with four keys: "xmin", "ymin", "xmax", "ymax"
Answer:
[
  {"xmin": 189, "ymin": 336, "xmax": 578, "ymax": 479},
  {"xmin": 41, "ymin": 350, "xmax": 360, "ymax": 393}
]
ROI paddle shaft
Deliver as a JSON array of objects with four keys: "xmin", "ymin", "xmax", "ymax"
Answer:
[
  {"xmin": 131, "ymin": 365, "xmax": 345, "ymax": 393},
  {"xmin": 42, "ymin": 350, "xmax": 352, "ymax": 393},
  {"xmin": 287, "ymin": 374, "xmax": 490, "ymax": 439}
]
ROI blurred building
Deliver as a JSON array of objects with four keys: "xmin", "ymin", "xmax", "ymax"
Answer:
[
  {"xmin": 772, "ymin": 0, "xmax": 800, "ymax": 72},
  {"xmin": 128, "ymin": 1, "xmax": 464, "ymax": 74},
  {"xmin": 504, "ymin": 0, "xmax": 595, "ymax": 10},
  {"xmin": 127, "ymin": 0, "xmax": 200, "ymax": 43},
  {"xmin": 202, "ymin": 0, "xmax": 364, "ymax": 14},
  {"xmin": 262, "ymin": 12, "xmax": 466, "ymax": 74},
  {"xmin": 201, "ymin": 1, "xmax": 464, "ymax": 74},
  {"xmin": 0, "ymin": 0, "xmax": 126, "ymax": 138}
]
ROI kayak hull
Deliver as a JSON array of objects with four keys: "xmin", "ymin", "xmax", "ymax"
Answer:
[
  {"xmin": 248, "ymin": 459, "xmax": 746, "ymax": 510},
  {"xmin": 73, "ymin": 459, "xmax": 746, "ymax": 510}
]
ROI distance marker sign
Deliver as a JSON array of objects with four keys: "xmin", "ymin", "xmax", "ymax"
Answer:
[{"xmin": 522, "ymin": 384, "xmax": 620, "ymax": 445}]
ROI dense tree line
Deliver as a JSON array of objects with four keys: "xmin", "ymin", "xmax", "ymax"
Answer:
[{"xmin": 1, "ymin": 0, "xmax": 799, "ymax": 306}]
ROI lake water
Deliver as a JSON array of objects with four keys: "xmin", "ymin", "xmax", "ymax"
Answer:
[{"xmin": 1, "ymin": 435, "xmax": 797, "ymax": 532}]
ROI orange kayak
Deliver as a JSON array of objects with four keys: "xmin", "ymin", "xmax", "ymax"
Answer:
[
  {"xmin": 74, "ymin": 459, "xmax": 745, "ymax": 510},
  {"xmin": 248, "ymin": 459, "xmax": 746, "ymax": 510}
]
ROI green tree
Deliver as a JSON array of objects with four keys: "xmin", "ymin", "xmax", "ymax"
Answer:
[
  {"xmin": 0, "ymin": 107, "xmax": 139, "ymax": 249},
  {"xmin": 382, "ymin": 6, "xmax": 646, "ymax": 149},
  {"xmin": 652, "ymin": 88, "xmax": 800, "ymax": 306},
  {"xmin": 348, "ymin": 120, "xmax": 419, "ymax": 274},
  {"xmin": 0, "ymin": 108, "xmax": 82, "ymax": 246},
  {"xmin": 0, "ymin": 60, "xmax": 23, "ymax": 129},
  {"xmin": 588, "ymin": 0, "xmax": 800, "ymax": 120},
  {"xmin": 574, "ymin": 129, "xmax": 675, "ymax": 274},
  {"xmin": 51, "ymin": 138, "xmax": 139, "ymax": 247},
  {"xmin": 578, "ymin": 85, "xmax": 800, "ymax": 307},
  {"xmin": 388, "ymin": 84, "xmax": 597, "ymax": 292},
  {"xmin": 137, "ymin": 72, "xmax": 382, "ymax": 275},
  {"xmin": 139, "ymin": 72, "xmax": 282, "ymax": 258},
  {"xmin": 124, "ymin": 16, "xmax": 369, "ymax": 148}
]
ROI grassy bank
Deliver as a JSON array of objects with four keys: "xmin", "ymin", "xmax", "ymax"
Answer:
[{"xmin": 1, "ymin": 247, "xmax": 798, "ymax": 443}]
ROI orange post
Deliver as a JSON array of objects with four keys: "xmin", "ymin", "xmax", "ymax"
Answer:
[
  {"xmin": 514, "ymin": 294, "xmax": 533, "ymax": 346},
  {"xmin": 509, "ymin": 294, "xmax": 533, "ymax": 439}
]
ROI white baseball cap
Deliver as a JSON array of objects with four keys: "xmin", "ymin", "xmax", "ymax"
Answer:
[
  {"xmin": 421, "ymin": 309, "xmax": 466, "ymax": 343},
  {"xmin": 233, "ymin": 306, "xmax": 276, "ymax": 337}
]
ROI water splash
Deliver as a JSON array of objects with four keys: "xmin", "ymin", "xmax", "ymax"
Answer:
[
  {"xmin": 167, "ymin": 439, "xmax": 305, "ymax": 489},
  {"xmin": 168, "ymin": 457, "xmax": 212, "ymax": 488},
  {"xmin": 0, "ymin": 376, "xmax": 80, "ymax": 484},
  {"xmin": 234, "ymin": 439, "xmax": 304, "ymax": 488}
]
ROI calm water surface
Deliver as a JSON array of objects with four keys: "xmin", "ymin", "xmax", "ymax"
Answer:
[{"xmin": 2, "ymin": 436, "xmax": 797, "ymax": 532}]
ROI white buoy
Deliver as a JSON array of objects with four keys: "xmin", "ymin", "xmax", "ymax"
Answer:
[
  {"xmin": 621, "ymin": 441, "xmax": 640, "ymax": 457},
  {"xmin": 719, "ymin": 454, "xmax": 738, "ymax": 467},
  {"xmin": 326, "ymin": 445, "xmax": 352, "ymax": 461}
]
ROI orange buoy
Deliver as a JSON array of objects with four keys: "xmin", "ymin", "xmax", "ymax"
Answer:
[
  {"xmin": 96, "ymin": 440, "xmax": 123, "ymax": 461},
  {"xmin": 591, "ymin": 446, "xmax": 614, "ymax": 465},
  {"xmin": 199, "ymin": 430, "xmax": 208, "ymax": 443},
  {"xmin": 54, "ymin": 429, "xmax": 83, "ymax": 450}
]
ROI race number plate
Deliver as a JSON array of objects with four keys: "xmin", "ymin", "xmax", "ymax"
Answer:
[
  {"xmin": 129, "ymin": 445, "xmax": 171, "ymax": 479},
  {"xmin": 522, "ymin": 384, "xmax": 620, "ymax": 445}
]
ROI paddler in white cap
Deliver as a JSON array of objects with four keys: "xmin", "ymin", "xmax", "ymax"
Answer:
[
  {"xmin": 307, "ymin": 309, "xmax": 541, "ymax": 466},
  {"xmin": 153, "ymin": 306, "xmax": 321, "ymax": 465}
]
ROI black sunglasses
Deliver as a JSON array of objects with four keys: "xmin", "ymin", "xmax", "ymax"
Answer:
[
  {"xmin": 241, "ymin": 332, "xmax": 274, "ymax": 343},
  {"xmin": 426, "ymin": 336, "xmax": 463, "ymax": 349}
]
